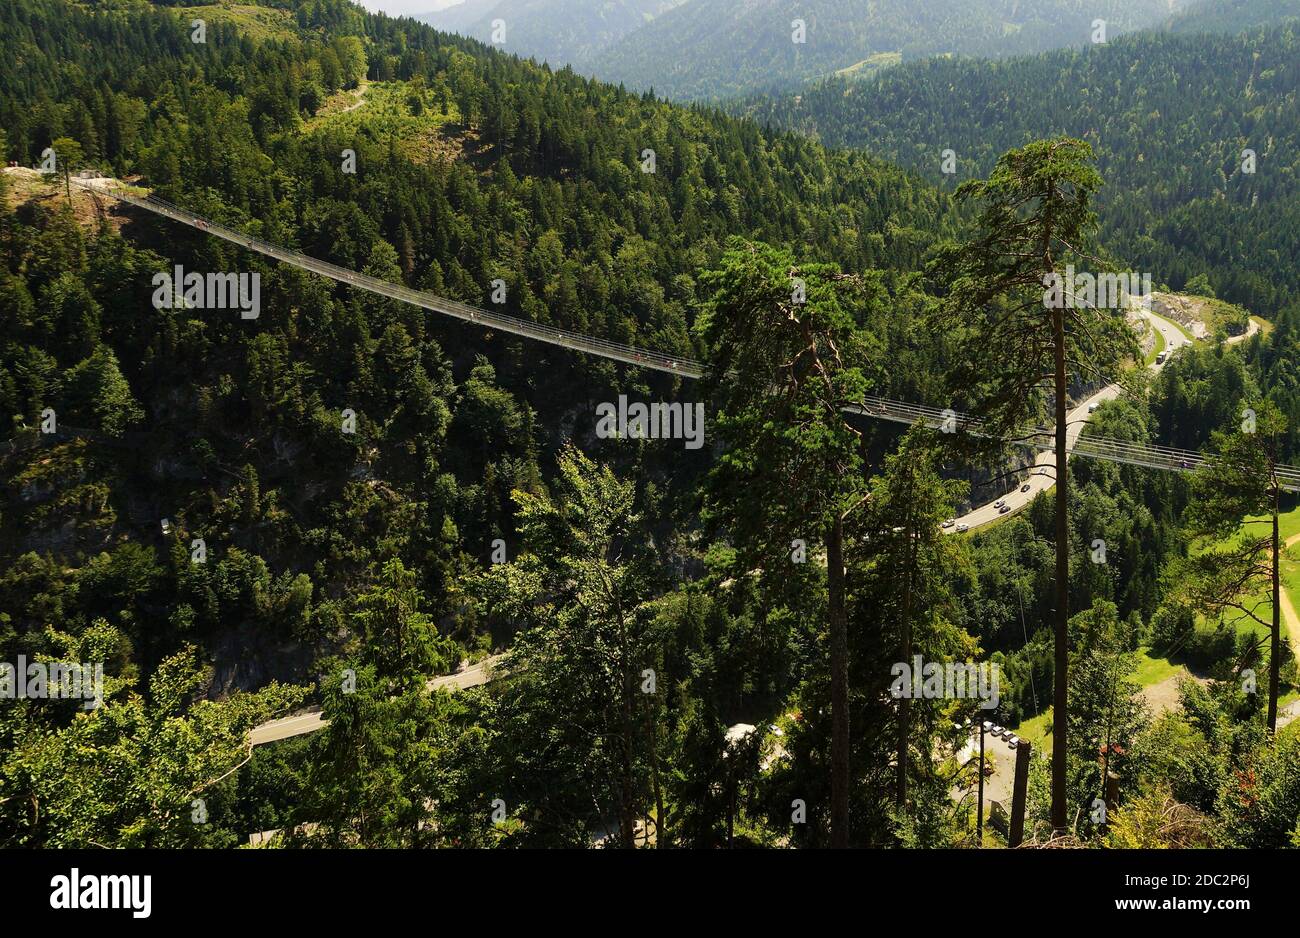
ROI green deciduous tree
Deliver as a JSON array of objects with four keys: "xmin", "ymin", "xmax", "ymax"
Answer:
[
  {"xmin": 0, "ymin": 640, "xmax": 302, "ymax": 847},
  {"xmin": 476, "ymin": 446, "xmax": 667, "ymax": 847},
  {"xmin": 1215, "ymin": 730, "xmax": 1300, "ymax": 848},
  {"xmin": 297, "ymin": 559, "xmax": 459, "ymax": 847}
]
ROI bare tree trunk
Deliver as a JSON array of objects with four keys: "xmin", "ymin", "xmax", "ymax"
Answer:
[
  {"xmin": 621, "ymin": 670, "xmax": 637, "ymax": 841},
  {"xmin": 896, "ymin": 533, "xmax": 915, "ymax": 808},
  {"xmin": 620, "ymin": 668, "xmax": 637, "ymax": 847},
  {"xmin": 828, "ymin": 515, "xmax": 850, "ymax": 847},
  {"xmin": 646, "ymin": 707, "xmax": 667, "ymax": 847},
  {"xmin": 1269, "ymin": 487, "xmax": 1280, "ymax": 734},
  {"xmin": 1051, "ymin": 304, "xmax": 1070, "ymax": 837}
]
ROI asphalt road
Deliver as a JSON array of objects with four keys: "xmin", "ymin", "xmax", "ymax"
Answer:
[
  {"xmin": 954, "ymin": 727, "xmax": 1022, "ymax": 818},
  {"xmin": 249, "ymin": 654, "xmax": 505, "ymax": 746},
  {"xmin": 943, "ymin": 306, "xmax": 1198, "ymax": 535}
]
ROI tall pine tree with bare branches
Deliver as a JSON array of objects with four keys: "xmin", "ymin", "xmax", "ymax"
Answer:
[{"xmin": 932, "ymin": 138, "xmax": 1135, "ymax": 835}]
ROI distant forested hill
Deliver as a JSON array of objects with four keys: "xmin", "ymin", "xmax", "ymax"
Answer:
[
  {"xmin": 1167, "ymin": 0, "xmax": 1300, "ymax": 32},
  {"xmin": 587, "ymin": 0, "xmax": 1189, "ymax": 101},
  {"xmin": 419, "ymin": 0, "xmax": 683, "ymax": 67},
  {"xmin": 742, "ymin": 22, "xmax": 1300, "ymax": 315}
]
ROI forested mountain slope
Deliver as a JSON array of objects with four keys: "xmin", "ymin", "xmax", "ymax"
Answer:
[
  {"xmin": 588, "ymin": 0, "xmax": 1189, "ymax": 101},
  {"xmin": 0, "ymin": 0, "xmax": 951, "ymax": 695},
  {"xmin": 0, "ymin": 0, "xmax": 962, "ymax": 846},
  {"xmin": 1168, "ymin": 0, "xmax": 1300, "ymax": 31},
  {"xmin": 2, "ymin": 0, "xmax": 1298, "ymax": 851},
  {"xmin": 742, "ymin": 22, "xmax": 1300, "ymax": 315}
]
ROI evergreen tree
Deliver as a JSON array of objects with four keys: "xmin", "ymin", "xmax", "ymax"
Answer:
[
  {"xmin": 698, "ymin": 239, "xmax": 880, "ymax": 847},
  {"xmin": 1177, "ymin": 400, "xmax": 1290, "ymax": 733},
  {"xmin": 935, "ymin": 138, "xmax": 1134, "ymax": 835}
]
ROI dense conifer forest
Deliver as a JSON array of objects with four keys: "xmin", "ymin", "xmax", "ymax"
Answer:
[{"xmin": 0, "ymin": 0, "xmax": 1296, "ymax": 853}]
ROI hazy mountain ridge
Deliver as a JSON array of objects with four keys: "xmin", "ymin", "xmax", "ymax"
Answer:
[
  {"xmin": 419, "ymin": 0, "xmax": 684, "ymax": 66},
  {"xmin": 1166, "ymin": 0, "xmax": 1300, "ymax": 32},
  {"xmin": 586, "ymin": 0, "xmax": 1191, "ymax": 100},
  {"xmin": 418, "ymin": 0, "xmax": 501, "ymax": 35}
]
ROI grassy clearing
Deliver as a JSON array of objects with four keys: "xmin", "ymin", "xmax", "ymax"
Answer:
[
  {"xmin": 1199, "ymin": 296, "xmax": 1253, "ymax": 335},
  {"xmin": 1010, "ymin": 647, "xmax": 1189, "ymax": 755},
  {"xmin": 1009, "ymin": 509, "xmax": 1300, "ymax": 753},
  {"xmin": 1133, "ymin": 646, "xmax": 1182, "ymax": 685},
  {"xmin": 301, "ymin": 80, "xmax": 462, "ymax": 166},
  {"xmin": 836, "ymin": 52, "xmax": 903, "ymax": 77},
  {"xmin": 1221, "ymin": 506, "xmax": 1300, "ymax": 645},
  {"xmin": 178, "ymin": 3, "xmax": 299, "ymax": 43},
  {"xmin": 1186, "ymin": 506, "xmax": 1299, "ymax": 641},
  {"xmin": 1273, "ymin": 505, "xmax": 1300, "ymax": 545},
  {"xmin": 1012, "ymin": 709, "xmax": 1052, "ymax": 751}
]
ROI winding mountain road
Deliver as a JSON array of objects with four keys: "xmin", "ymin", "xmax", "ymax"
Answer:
[
  {"xmin": 249, "ymin": 654, "xmax": 504, "ymax": 746},
  {"xmin": 945, "ymin": 306, "xmax": 1193, "ymax": 533}
]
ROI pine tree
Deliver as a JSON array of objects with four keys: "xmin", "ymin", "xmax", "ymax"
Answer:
[
  {"xmin": 1177, "ymin": 400, "xmax": 1289, "ymax": 733},
  {"xmin": 698, "ymin": 239, "xmax": 880, "ymax": 847},
  {"xmin": 934, "ymin": 138, "xmax": 1134, "ymax": 835}
]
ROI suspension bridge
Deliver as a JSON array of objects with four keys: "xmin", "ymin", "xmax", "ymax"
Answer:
[{"xmin": 73, "ymin": 177, "xmax": 1300, "ymax": 493}]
